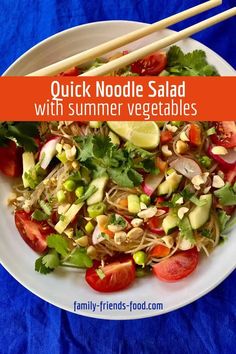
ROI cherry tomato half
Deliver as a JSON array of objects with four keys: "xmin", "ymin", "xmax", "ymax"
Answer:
[
  {"xmin": 0, "ymin": 141, "xmax": 22, "ymax": 177},
  {"xmin": 147, "ymin": 216, "xmax": 165, "ymax": 236},
  {"xmin": 152, "ymin": 248, "xmax": 199, "ymax": 282},
  {"xmin": 131, "ymin": 52, "xmax": 167, "ymax": 76},
  {"xmin": 15, "ymin": 210, "xmax": 54, "ymax": 253},
  {"xmin": 58, "ymin": 67, "xmax": 80, "ymax": 76},
  {"xmin": 211, "ymin": 121, "xmax": 236, "ymax": 148},
  {"xmin": 85, "ymin": 256, "xmax": 136, "ymax": 292}
]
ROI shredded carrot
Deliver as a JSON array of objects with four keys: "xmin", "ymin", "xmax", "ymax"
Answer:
[
  {"xmin": 149, "ymin": 244, "xmax": 170, "ymax": 258},
  {"xmin": 156, "ymin": 157, "xmax": 167, "ymax": 172},
  {"xmin": 118, "ymin": 198, "xmax": 128, "ymax": 208}
]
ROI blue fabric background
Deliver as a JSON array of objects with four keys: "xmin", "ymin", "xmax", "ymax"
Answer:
[{"xmin": 0, "ymin": 1, "xmax": 235, "ymax": 353}]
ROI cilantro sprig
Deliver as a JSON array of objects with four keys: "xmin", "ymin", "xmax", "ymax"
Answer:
[
  {"xmin": 0, "ymin": 122, "xmax": 39, "ymax": 151},
  {"xmin": 35, "ymin": 234, "xmax": 93, "ymax": 274},
  {"xmin": 166, "ymin": 46, "xmax": 219, "ymax": 76},
  {"xmin": 75, "ymin": 135, "xmax": 157, "ymax": 188}
]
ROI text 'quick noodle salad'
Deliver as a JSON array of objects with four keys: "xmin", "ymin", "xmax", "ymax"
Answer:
[{"xmin": 1, "ymin": 46, "xmax": 235, "ymax": 292}]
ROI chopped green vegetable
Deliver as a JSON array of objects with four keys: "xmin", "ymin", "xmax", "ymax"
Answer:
[
  {"xmin": 31, "ymin": 209, "xmax": 49, "ymax": 221},
  {"xmin": 140, "ymin": 194, "xmax": 151, "ymax": 206},
  {"xmin": 76, "ymin": 184, "xmax": 97, "ymax": 204},
  {"xmin": 85, "ymin": 221, "xmax": 95, "ymax": 234},
  {"xmin": 133, "ymin": 251, "xmax": 147, "ymax": 267},
  {"xmin": 178, "ymin": 217, "xmax": 195, "ymax": 243},
  {"xmin": 200, "ymin": 229, "xmax": 211, "ymax": 238},
  {"xmin": 87, "ymin": 202, "xmax": 106, "ymax": 218},
  {"xmin": 39, "ymin": 200, "xmax": 52, "ymax": 216},
  {"xmin": 96, "ymin": 268, "xmax": 106, "ymax": 279},
  {"xmin": 198, "ymin": 155, "xmax": 212, "ymax": 169},
  {"xmin": 214, "ymin": 183, "xmax": 236, "ymax": 206},
  {"xmin": 57, "ymin": 190, "xmax": 66, "ymax": 203},
  {"xmin": 63, "ymin": 179, "xmax": 76, "ymax": 192},
  {"xmin": 109, "ymin": 214, "xmax": 126, "ymax": 227},
  {"xmin": 206, "ymin": 127, "xmax": 216, "ymax": 136},
  {"xmin": 75, "ymin": 186, "xmax": 84, "ymax": 198}
]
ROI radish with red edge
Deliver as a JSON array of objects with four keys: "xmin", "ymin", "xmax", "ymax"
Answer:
[
  {"xmin": 92, "ymin": 225, "xmax": 104, "ymax": 245},
  {"xmin": 39, "ymin": 137, "xmax": 60, "ymax": 170},
  {"xmin": 142, "ymin": 173, "xmax": 164, "ymax": 196},
  {"xmin": 208, "ymin": 146, "xmax": 236, "ymax": 171}
]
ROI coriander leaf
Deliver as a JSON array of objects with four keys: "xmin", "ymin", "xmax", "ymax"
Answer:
[
  {"xmin": 65, "ymin": 248, "xmax": 93, "ymax": 268},
  {"xmin": 181, "ymin": 187, "xmax": 194, "ymax": 201},
  {"xmin": 76, "ymin": 136, "xmax": 94, "ymax": 161},
  {"xmin": 167, "ymin": 45, "xmax": 219, "ymax": 77},
  {"xmin": 217, "ymin": 210, "xmax": 232, "ymax": 233},
  {"xmin": 42, "ymin": 249, "xmax": 60, "ymax": 269},
  {"xmin": 178, "ymin": 217, "xmax": 195, "ymax": 243},
  {"xmin": 214, "ymin": 183, "xmax": 236, "ymax": 206},
  {"xmin": 108, "ymin": 168, "xmax": 134, "ymax": 188},
  {"xmin": 6, "ymin": 123, "xmax": 39, "ymax": 152},
  {"xmin": 92, "ymin": 135, "xmax": 113, "ymax": 158},
  {"xmin": 127, "ymin": 169, "xmax": 143, "ymax": 186},
  {"xmin": 47, "ymin": 234, "xmax": 69, "ymax": 257},
  {"xmin": 35, "ymin": 256, "xmax": 53, "ymax": 274}
]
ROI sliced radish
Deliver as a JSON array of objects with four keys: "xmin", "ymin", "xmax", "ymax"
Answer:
[
  {"xmin": 208, "ymin": 146, "xmax": 236, "ymax": 171},
  {"xmin": 39, "ymin": 137, "xmax": 60, "ymax": 170},
  {"xmin": 142, "ymin": 173, "xmax": 164, "ymax": 196},
  {"xmin": 170, "ymin": 157, "xmax": 202, "ymax": 179},
  {"xmin": 92, "ymin": 225, "xmax": 104, "ymax": 245}
]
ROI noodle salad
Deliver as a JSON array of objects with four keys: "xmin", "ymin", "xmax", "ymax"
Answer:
[{"xmin": 0, "ymin": 47, "xmax": 236, "ymax": 292}]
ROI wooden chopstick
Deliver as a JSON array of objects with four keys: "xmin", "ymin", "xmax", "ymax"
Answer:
[
  {"xmin": 27, "ymin": 0, "xmax": 222, "ymax": 76},
  {"xmin": 80, "ymin": 7, "xmax": 236, "ymax": 77}
]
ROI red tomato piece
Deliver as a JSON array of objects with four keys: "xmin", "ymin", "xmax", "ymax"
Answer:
[
  {"xmin": 85, "ymin": 257, "xmax": 136, "ymax": 292},
  {"xmin": 188, "ymin": 124, "xmax": 201, "ymax": 146},
  {"xmin": 147, "ymin": 216, "xmax": 165, "ymax": 236},
  {"xmin": 58, "ymin": 67, "xmax": 80, "ymax": 76},
  {"xmin": 131, "ymin": 52, "xmax": 167, "ymax": 76},
  {"xmin": 153, "ymin": 248, "xmax": 199, "ymax": 282},
  {"xmin": 15, "ymin": 210, "xmax": 54, "ymax": 253},
  {"xmin": 211, "ymin": 121, "xmax": 236, "ymax": 148},
  {"xmin": 225, "ymin": 166, "xmax": 236, "ymax": 184},
  {"xmin": 160, "ymin": 130, "xmax": 173, "ymax": 144},
  {"xmin": 0, "ymin": 141, "xmax": 22, "ymax": 177}
]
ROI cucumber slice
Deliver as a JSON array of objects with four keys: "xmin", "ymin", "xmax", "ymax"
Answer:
[
  {"xmin": 163, "ymin": 214, "xmax": 179, "ymax": 235},
  {"xmin": 22, "ymin": 152, "xmax": 35, "ymax": 188},
  {"xmin": 189, "ymin": 194, "xmax": 212, "ymax": 230},
  {"xmin": 128, "ymin": 195, "xmax": 141, "ymax": 214},
  {"xmin": 157, "ymin": 172, "xmax": 182, "ymax": 195},
  {"xmin": 55, "ymin": 202, "xmax": 84, "ymax": 234},
  {"xmin": 86, "ymin": 176, "xmax": 108, "ymax": 206}
]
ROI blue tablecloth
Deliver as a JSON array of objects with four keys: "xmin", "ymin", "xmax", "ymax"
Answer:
[{"xmin": 0, "ymin": 1, "xmax": 235, "ymax": 353}]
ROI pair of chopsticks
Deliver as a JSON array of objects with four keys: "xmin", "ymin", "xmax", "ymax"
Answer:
[{"xmin": 27, "ymin": 1, "xmax": 236, "ymax": 77}]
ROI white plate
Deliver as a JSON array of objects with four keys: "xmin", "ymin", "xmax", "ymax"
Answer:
[{"xmin": 1, "ymin": 21, "xmax": 235, "ymax": 320}]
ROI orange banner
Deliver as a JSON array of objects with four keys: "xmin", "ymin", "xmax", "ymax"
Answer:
[{"xmin": 0, "ymin": 76, "xmax": 235, "ymax": 121}]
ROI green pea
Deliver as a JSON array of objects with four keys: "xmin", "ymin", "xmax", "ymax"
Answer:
[
  {"xmin": 57, "ymin": 190, "xmax": 66, "ymax": 203},
  {"xmin": 87, "ymin": 202, "xmax": 106, "ymax": 218},
  {"xmin": 75, "ymin": 186, "xmax": 84, "ymax": 198},
  {"xmin": 171, "ymin": 121, "xmax": 182, "ymax": 127},
  {"xmin": 140, "ymin": 194, "xmax": 151, "ymax": 206},
  {"xmin": 85, "ymin": 221, "xmax": 95, "ymax": 234},
  {"xmin": 133, "ymin": 251, "xmax": 147, "ymax": 267},
  {"xmin": 63, "ymin": 179, "xmax": 76, "ymax": 192}
]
